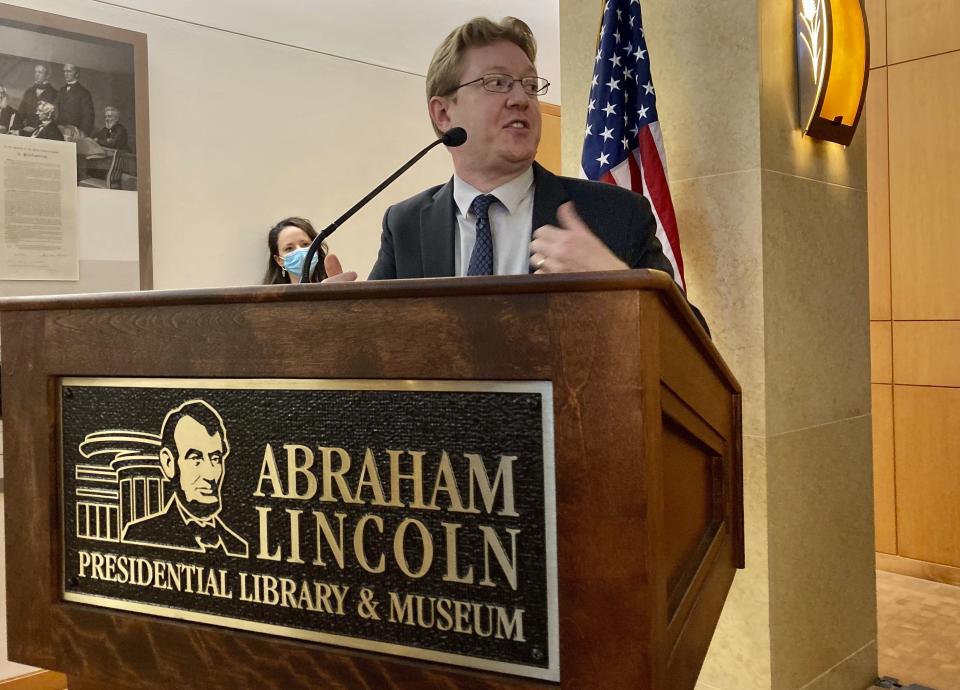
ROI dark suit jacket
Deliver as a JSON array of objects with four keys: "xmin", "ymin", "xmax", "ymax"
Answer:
[
  {"xmin": 31, "ymin": 121, "xmax": 64, "ymax": 141},
  {"xmin": 369, "ymin": 162, "xmax": 709, "ymax": 333},
  {"xmin": 94, "ymin": 123, "xmax": 129, "ymax": 151},
  {"xmin": 122, "ymin": 498, "xmax": 249, "ymax": 557},
  {"xmin": 0, "ymin": 106, "xmax": 23, "ymax": 133},
  {"xmin": 18, "ymin": 82, "xmax": 58, "ymax": 128},
  {"xmin": 369, "ymin": 162, "xmax": 676, "ymax": 280},
  {"xmin": 57, "ymin": 81, "xmax": 95, "ymax": 136}
]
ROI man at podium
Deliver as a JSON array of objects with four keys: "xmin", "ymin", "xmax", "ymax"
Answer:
[{"xmin": 326, "ymin": 16, "xmax": 676, "ymax": 283}]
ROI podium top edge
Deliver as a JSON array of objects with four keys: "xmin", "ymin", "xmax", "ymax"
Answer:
[
  {"xmin": 0, "ymin": 270, "xmax": 678, "ymax": 312},
  {"xmin": 0, "ymin": 269, "xmax": 738, "ymax": 392}
]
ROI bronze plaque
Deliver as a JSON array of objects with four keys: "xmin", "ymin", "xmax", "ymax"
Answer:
[{"xmin": 60, "ymin": 378, "xmax": 559, "ymax": 681}]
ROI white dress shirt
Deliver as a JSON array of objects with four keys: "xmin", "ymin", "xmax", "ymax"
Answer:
[{"xmin": 452, "ymin": 167, "xmax": 535, "ymax": 276}]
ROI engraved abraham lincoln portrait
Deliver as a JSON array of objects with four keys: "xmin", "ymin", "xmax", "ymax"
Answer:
[{"xmin": 75, "ymin": 399, "xmax": 249, "ymax": 558}]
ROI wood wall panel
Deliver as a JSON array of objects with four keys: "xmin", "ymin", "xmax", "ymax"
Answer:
[
  {"xmin": 866, "ymin": 68, "xmax": 890, "ymax": 321},
  {"xmin": 887, "ymin": 0, "xmax": 960, "ymax": 64},
  {"xmin": 871, "ymin": 0, "xmax": 960, "ymax": 583},
  {"xmin": 535, "ymin": 102, "xmax": 561, "ymax": 175},
  {"xmin": 866, "ymin": 0, "xmax": 887, "ymax": 67},
  {"xmin": 876, "ymin": 553, "xmax": 960, "ymax": 587},
  {"xmin": 872, "ymin": 384, "xmax": 897, "ymax": 554},
  {"xmin": 893, "ymin": 385, "xmax": 960, "ymax": 568},
  {"xmin": 892, "ymin": 321, "xmax": 960, "ymax": 387},
  {"xmin": 888, "ymin": 52, "xmax": 960, "ymax": 320},
  {"xmin": 870, "ymin": 321, "xmax": 892, "ymax": 383}
]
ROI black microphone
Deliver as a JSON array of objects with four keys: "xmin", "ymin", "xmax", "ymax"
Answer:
[
  {"xmin": 299, "ymin": 127, "xmax": 467, "ymax": 283},
  {"xmin": 441, "ymin": 127, "xmax": 467, "ymax": 147}
]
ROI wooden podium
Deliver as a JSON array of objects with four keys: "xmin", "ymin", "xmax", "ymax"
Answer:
[{"xmin": 0, "ymin": 271, "xmax": 742, "ymax": 690}]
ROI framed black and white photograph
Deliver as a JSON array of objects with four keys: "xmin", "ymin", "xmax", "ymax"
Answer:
[{"xmin": 0, "ymin": 2, "xmax": 151, "ymax": 288}]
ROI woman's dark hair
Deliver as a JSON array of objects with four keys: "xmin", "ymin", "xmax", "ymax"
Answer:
[{"xmin": 263, "ymin": 217, "xmax": 327, "ymax": 284}]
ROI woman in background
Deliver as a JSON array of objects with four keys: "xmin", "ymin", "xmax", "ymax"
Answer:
[{"xmin": 263, "ymin": 217, "xmax": 327, "ymax": 284}]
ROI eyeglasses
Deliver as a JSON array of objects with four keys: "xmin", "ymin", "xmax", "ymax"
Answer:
[{"xmin": 447, "ymin": 73, "xmax": 550, "ymax": 97}]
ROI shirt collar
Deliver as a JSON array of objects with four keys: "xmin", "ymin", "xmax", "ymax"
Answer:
[
  {"xmin": 174, "ymin": 495, "xmax": 218, "ymax": 528},
  {"xmin": 453, "ymin": 166, "xmax": 534, "ymax": 218}
]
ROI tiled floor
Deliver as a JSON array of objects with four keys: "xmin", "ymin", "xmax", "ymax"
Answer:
[{"xmin": 877, "ymin": 570, "xmax": 960, "ymax": 690}]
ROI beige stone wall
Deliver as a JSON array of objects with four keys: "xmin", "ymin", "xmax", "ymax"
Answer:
[{"xmin": 560, "ymin": 0, "xmax": 875, "ymax": 687}]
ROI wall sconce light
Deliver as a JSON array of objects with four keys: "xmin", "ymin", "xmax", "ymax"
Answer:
[{"xmin": 796, "ymin": 0, "xmax": 869, "ymax": 146}]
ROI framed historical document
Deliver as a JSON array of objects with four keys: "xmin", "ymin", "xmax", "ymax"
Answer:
[{"xmin": 0, "ymin": 2, "xmax": 151, "ymax": 287}]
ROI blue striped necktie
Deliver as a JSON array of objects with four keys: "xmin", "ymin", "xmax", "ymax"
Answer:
[{"xmin": 467, "ymin": 194, "xmax": 498, "ymax": 276}]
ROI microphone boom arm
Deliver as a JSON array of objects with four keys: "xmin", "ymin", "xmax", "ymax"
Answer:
[{"xmin": 300, "ymin": 131, "xmax": 462, "ymax": 283}]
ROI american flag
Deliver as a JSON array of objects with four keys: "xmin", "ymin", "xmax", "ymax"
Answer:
[{"xmin": 581, "ymin": 0, "xmax": 685, "ymax": 289}]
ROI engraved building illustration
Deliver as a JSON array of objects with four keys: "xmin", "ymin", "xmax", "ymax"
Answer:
[{"xmin": 74, "ymin": 430, "xmax": 164, "ymax": 542}]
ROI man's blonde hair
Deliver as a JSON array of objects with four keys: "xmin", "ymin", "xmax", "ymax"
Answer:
[{"xmin": 425, "ymin": 16, "xmax": 537, "ymax": 136}]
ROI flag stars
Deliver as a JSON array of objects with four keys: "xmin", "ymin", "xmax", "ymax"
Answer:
[{"xmin": 585, "ymin": 5, "xmax": 663, "ymax": 178}]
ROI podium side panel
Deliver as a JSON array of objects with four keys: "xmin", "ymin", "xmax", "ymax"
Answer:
[
  {"xmin": 654, "ymin": 298, "xmax": 743, "ymax": 690},
  {"xmin": 2, "ymin": 311, "xmax": 60, "ymax": 669}
]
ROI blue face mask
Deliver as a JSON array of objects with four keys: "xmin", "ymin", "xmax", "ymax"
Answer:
[{"xmin": 282, "ymin": 246, "xmax": 319, "ymax": 278}]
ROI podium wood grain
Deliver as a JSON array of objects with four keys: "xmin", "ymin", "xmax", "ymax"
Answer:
[{"xmin": 1, "ymin": 272, "xmax": 742, "ymax": 690}]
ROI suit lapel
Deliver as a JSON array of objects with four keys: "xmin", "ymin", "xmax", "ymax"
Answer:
[
  {"xmin": 532, "ymin": 162, "xmax": 570, "ymax": 233},
  {"xmin": 420, "ymin": 178, "xmax": 456, "ymax": 277},
  {"xmin": 530, "ymin": 163, "xmax": 571, "ymax": 272}
]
